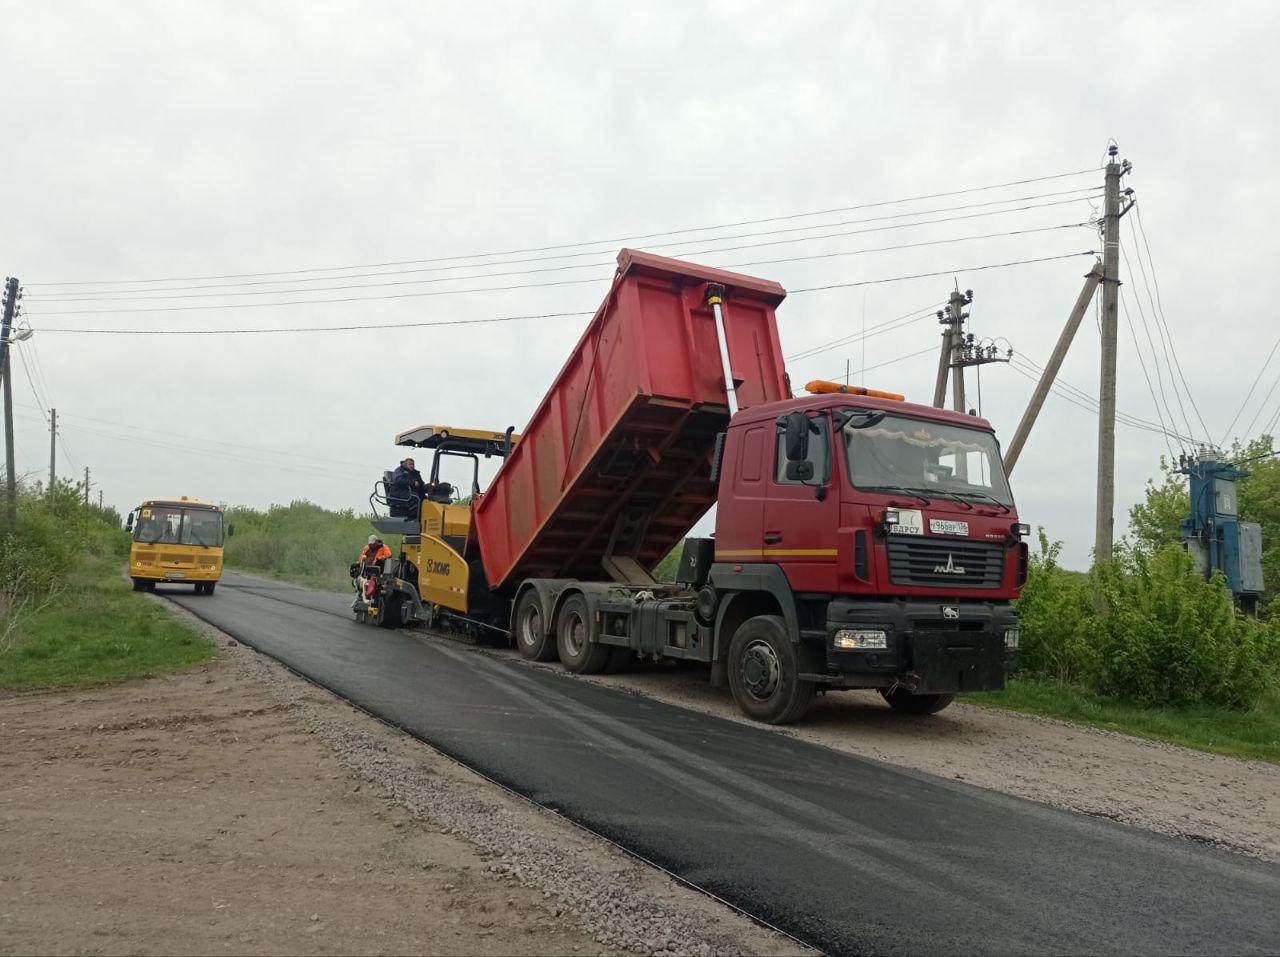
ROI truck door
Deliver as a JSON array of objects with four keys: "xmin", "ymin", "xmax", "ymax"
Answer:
[
  {"xmin": 764, "ymin": 414, "xmax": 839, "ymax": 591},
  {"xmin": 714, "ymin": 424, "xmax": 769, "ymax": 563}
]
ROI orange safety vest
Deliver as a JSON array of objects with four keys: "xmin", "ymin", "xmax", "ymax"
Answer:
[{"xmin": 360, "ymin": 543, "xmax": 392, "ymax": 563}]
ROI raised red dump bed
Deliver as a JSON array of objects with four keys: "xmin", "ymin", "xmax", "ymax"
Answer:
[{"xmin": 472, "ymin": 249, "xmax": 789, "ymax": 590}]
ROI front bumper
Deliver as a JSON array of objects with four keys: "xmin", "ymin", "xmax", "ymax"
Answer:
[
  {"xmin": 132, "ymin": 565, "xmax": 220, "ymax": 582},
  {"xmin": 822, "ymin": 598, "xmax": 1017, "ymax": 693}
]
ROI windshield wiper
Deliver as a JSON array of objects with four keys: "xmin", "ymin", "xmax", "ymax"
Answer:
[
  {"xmin": 946, "ymin": 490, "xmax": 1011, "ymax": 513},
  {"xmin": 860, "ymin": 484, "xmax": 933, "ymax": 505}
]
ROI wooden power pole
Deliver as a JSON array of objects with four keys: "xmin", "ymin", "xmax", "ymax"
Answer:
[
  {"xmin": 48, "ymin": 408, "xmax": 56, "ymax": 499},
  {"xmin": 1095, "ymin": 147, "xmax": 1126, "ymax": 561},
  {"xmin": 1, "ymin": 277, "xmax": 18, "ymax": 527}
]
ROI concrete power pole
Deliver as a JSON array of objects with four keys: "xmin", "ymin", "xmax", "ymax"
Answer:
[
  {"xmin": 48, "ymin": 408, "xmax": 56, "ymax": 499},
  {"xmin": 1, "ymin": 278, "xmax": 18, "ymax": 527},
  {"xmin": 932, "ymin": 322, "xmax": 951, "ymax": 408},
  {"xmin": 1094, "ymin": 147, "xmax": 1126, "ymax": 562},
  {"xmin": 948, "ymin": 288, "xmax": 971, "ymax": 414},
  {"xmin": 1003, "ymin": 263, "xmax": 1105, "ymax": 475},
  {"xmin": 84, "ymin": 467, "xmax": 89, "ymax": 507}
]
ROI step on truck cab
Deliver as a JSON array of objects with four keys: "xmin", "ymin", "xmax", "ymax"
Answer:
[
  {"xmin": 125, "ymin": 497, "xmax": 227, "ymax": 595},
  {"xmin": 362, "ymin": 249, "xmax": 1024, "ymax": 723}
]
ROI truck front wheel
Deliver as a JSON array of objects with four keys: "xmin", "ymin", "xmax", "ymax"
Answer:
[
  {"xmin": 555, "ymin": 594, "xmax": 610, "ymax": 674},
  {"xmin": 881, "ymin": 689, "xmax": 954, "ymax": 714},
  {"xmin": 514, "ymin": 590, "xmax": 557, "ymax": 661},
  {"xmin": 727, "ymin": 615, "xmax": 815, "ymax": 725}
]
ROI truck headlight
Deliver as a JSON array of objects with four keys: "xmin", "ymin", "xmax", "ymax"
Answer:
[
  {"xmin": 1004, "ymin": 628, "xmax": 1020, "ymax": 650},
  {"xmin": 834, "ymin": 629, "xmax": 888, "ymax": 650}
]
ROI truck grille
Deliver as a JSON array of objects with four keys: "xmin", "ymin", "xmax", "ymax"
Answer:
[{"xmin": 887, "ymin": 538, "xmax": 1004, "ymax": 589}]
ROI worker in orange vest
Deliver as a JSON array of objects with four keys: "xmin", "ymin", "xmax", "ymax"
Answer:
[{"xmin": 355, "ymin": 535, "xmax": 393, "ymax": 604}]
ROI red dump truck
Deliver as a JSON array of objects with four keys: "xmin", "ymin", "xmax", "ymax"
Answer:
[{"xmin": 366, "ymin": 249, "xmax": 1024, "ymax": 723}]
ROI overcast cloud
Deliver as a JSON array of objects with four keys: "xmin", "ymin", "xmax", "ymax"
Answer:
[{"xmin": 2, "ymin": 0, "xmax": 1276, "ymax": 568}]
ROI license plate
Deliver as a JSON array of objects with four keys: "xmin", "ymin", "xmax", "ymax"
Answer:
[
  {"xmin": 164, "ymin": 572, "xmax": 187, "ymax": 578},
  {"xmin": 929, "ymin": 519, "xmax": 969, "ymax": 536}
]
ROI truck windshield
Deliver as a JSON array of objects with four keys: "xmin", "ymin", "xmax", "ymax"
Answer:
[
  {"xmin": 134, "ymin": 507, "xmax": 224, "ymax": 546},
  {"xmin": 842, "ymin": 413, "xmax": 1014, "ymax": 507}
]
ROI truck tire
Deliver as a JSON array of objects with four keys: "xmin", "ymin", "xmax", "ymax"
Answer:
[
  {"xmin": 514, "ymin": 590, "xmax": 557, "ymax": 661},
  {"xmin": 555, "ymin": 594, "xmax": 610, "ymax": 674},
  {"xmin": 727, "ymin": 615, "xmax": 815, "ymax": 725},
  {"xmin": 881, "ymin": 689, "xmax": 954, "ymax": 715}
]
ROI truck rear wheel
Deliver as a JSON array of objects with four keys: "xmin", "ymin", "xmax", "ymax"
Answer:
[
  {"xmin": 514, "ymin": 590, "xmax": 557, "ymax": 661},
  {"xmin": 881, "ymin": 689, "xmax": 954, "ymax": 714},
  {"xmin": 555, "ymin": 594, "xmax": 610, "ymax": 674},
  {"xmin": 727, "ymin": 615, "xmax": 815, "ymax": 725}
]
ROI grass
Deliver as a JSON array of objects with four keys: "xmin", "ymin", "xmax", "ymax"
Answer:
[
  {"xmin": 0, "ymin": 557, "xmax": 218, "ymax": 690},
  {"xmin": 967, "ymin": 678, "xmax": 1280, "ymax": 765}
]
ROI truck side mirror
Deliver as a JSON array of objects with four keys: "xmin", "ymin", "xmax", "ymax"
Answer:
[
  {"xmin": 125, "ymin": 513, "xmax": 134, "ymax": 532},
  {"xmin": 785, "ymin": 461, "xmax": 816, "ymax": 482},
  {"xmin": 783, "ymin": 412, "xmax": 809, "ymax": 462}
]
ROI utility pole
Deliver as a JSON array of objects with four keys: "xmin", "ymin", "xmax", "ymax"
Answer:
[
  {"xmin": 932, "ymin": 289, "xmax": 972, "ymax": 409},
  {"xmin": 1003, "ymin": 263, "xmax": 1105, "ymax": 475},
  {"xmin": 948, "ymin": 288, "xmax": 970, "ymax": 415},
  {"xmin": 98, "ymin": 489, "xmax": 103, "ymax": 509},
  {"xmin": 84, "ymin": 467, "xmax": 89, "ymax": 507},
  {"xmin": 1, "ymin": 278, "xmax": 18, "ymax": 527},
  {"xmin": 48, "ymin": 408, "xmax": 56, "ymax": 499},
  {"xmin": 1095, "ymin": 146, "xmax": 1129, "ymax": 562},
  {"xmin": 932, "ymin": 323, "xmax": 951, "ymax": 408}
]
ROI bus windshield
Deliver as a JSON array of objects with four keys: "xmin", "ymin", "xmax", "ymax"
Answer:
[
  {"xmin": 134, "ymin": 506, "xmax": 224, "ymax": 547},
  {"xmin": 842, "ymin": 413, "xmax": 1014, "ymax": 507}
]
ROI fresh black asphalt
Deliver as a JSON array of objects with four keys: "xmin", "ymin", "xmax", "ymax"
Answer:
[{"xmin": 163, "ymin": 571, "xmax": 1280, "ymax": 956}]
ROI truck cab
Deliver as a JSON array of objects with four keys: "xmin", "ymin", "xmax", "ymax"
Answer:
[{"xmin": 706, "ymin": 386, "xmax": 1023, "ymax": 719}]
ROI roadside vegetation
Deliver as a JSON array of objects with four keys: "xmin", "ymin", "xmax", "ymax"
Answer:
[
  {"xmin": 0, "ymin": 480, "xmax": 215, "ymax": 689},
  {"xmin": 224, "ymin": 500, "xmax": 399, "ymax": 591},
  {"xmin": 973, "ymin": 440, "xmax": 1280, "ymax": 762}
]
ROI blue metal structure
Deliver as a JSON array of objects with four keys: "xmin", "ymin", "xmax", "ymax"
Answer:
[{"xmin": 1178, "ymin": 451, "xmax": 1264, "ymax": 611}]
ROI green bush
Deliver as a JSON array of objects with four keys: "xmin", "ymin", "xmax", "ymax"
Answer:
[
  {"xmin": 224, "ymin": 500, "xmax": 392, "ymax": 588},
  {"xmin": 1018, "ymin": 533, "xmax": 1280, "ymax": 709}
]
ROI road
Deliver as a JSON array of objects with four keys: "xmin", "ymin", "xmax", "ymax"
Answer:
[{"xmin": 164, "ymin": 571, "xmax": 1280, "ymax": 956}]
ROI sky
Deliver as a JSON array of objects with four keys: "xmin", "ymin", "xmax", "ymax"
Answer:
[{"xmin": 2, "ymin": 0, "xmax": 1277, "ymax": 568}]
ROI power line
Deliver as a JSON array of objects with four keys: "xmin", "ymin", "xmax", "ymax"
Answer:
[
  {"xmin": 1220, "ymin": 333, "xmax": 1280, "ymax": 444},
  {"xmin": 14, "ymin": 348, "xmax": 49, "ymax": 420},
  {"xmin": 33, "ymin": 251, "xmax": 1099, "ymax": 333},
  {"xmin": 29, "ymin": 214, "xmax": 1093, "ymax": 305},
  {"xmin": 1130, "ymin": 204, "xmax": 1211, "ymax": 441},
  {"xmin": 817, "ymin": 346, "xmax": 937, "ymax": 382},
  {"xmin": 1119, "ymin": 295, "xmax": 1177, "ymax": 461},
  {"xmin": 27, "ymin": 168, "xmax": 1101, "ymax": 288},
  {"xmin": 785, "ymin": 301, "xmax": 943, "ymax": 363},
  {"xmin": 1120, "ymin": 246, "xmax": 1198, "ymax": 442},
  {"xmin": 1119, "ymin": 286, "xmax": 1182, "ymax": 450}
]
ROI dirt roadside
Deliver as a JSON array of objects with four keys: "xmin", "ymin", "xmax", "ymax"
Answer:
[
  {"xmin": 494, "ymin": 651, "xmax": 1280, "ymax": 863},
  {"xmin": 0, "ymin": 624, "xmax": 804, "ymax": 957}
]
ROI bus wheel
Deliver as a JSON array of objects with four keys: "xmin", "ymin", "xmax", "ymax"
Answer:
[
  {"xmin": 881, "ymin": 689, "xmax": 954, "ymax": 715},
  {"xmin": 131, "ymin": 578, "xmax": 146, "ymax": 592},
  {"xmin": 727, "ymin": 615, "xmax": 815, "ymax": 725},
  {"xmin": 555, "ymin": 594, "xmax": 610, "ymax": 674},
  {"xmin": 204, "ymin": 582, "xmax": 217, "ymax": 596},
  {"xmin": 514, "ymin": 591, "xmax": 556, "ymax": 661}
]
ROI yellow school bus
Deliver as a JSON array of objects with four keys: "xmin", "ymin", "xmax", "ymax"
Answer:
[{"xmin": 125, "ymin": 497, "xmax": 226, "ymax": 595}]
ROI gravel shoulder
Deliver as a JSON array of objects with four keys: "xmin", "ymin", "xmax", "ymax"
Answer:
[
  {"xmin": 486, "ymin": 648, "xmax": 1280, "ymax": 863},
  {"xmin": 0, "ymin": 613, "xmax": 805, "ymax": 957}
]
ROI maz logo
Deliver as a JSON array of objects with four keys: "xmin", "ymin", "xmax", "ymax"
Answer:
[{"xmin": 932, "ymin": 554, "xmax": 966, "ymax": 575}]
